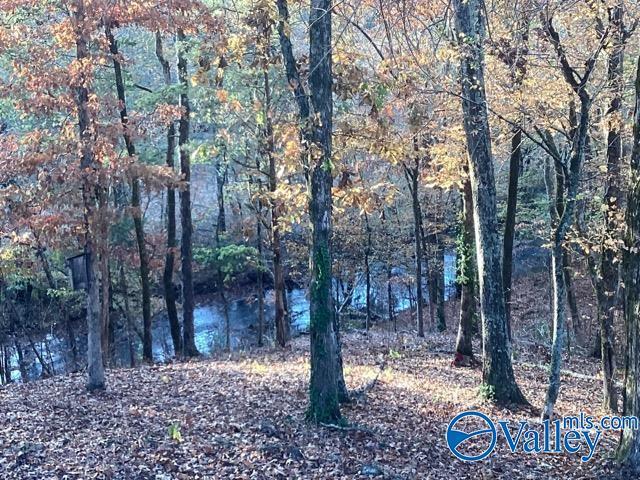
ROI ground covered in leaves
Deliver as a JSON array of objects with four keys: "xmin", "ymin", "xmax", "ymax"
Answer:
[{"xmin": 0, "ymin": 320, "xmax": 634, "ymax": 479}]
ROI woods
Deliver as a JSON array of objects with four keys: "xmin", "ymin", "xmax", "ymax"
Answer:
[{"xmin": 2, "ymin": 0, "xmax": 640, "ymax": 477}]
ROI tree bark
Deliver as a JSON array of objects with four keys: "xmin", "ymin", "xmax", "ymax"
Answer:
[
  {"xmin": 306, "ymin": 0, "xmax": 342, "ymax": 424},
  {"xmin": 177, "ymin": 28, "xmax": 199, "ymax": 358},
  {"xmin": 431, "ymin": 241, "xmax": 446, "ymax": 332},
  {"xmin": 617, "ymin": 53, "xmax": 640, "ymax": 470},
  {"xmin": 540, "ymin": 12, "xmax": 600, "ymax": 420},
  {"xmin": 455, "ymin": 176, "xmax": 476, "ymax": 362},
  {"xmin": 277, "ymin": 0, "xmax": 347, "ymax": 403},
  {"xmin": 363, "ymin": 211, "xmax": 372, "ymax": 331},
  {"xmin": 155, "ymin": 32, "xmax": 182, "ymax": 358},
  {"xmin": 106, "ymin": 24, "xmax": 152, "ymax": 363},
  {"xmin": 503, "ymin": 128, "xmax": 521, "ymax": 339},
  {"xmin": 74, "ymin": 0, "xmax": 105, "ymax": 391},
  {"xmin": 453, "ymin": 0, "xmax": 526, "ymax": 404},
  {"xmin": 263, "ymin": 65, "xmax": 288, "ymax": 348},
  {"xmin": 406, "ymin": 161, "xmax": 425, "ymax": 337},
  {"xmin": 597, "ymin": 3, "xmax": 625, "ymax": 414}
]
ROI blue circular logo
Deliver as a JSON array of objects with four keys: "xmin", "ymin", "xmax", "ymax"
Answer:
[{"xmin": 446, "ymin": 411, "xmax": 497, "ymax": 461}]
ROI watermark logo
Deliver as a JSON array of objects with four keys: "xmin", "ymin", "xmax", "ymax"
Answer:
[
  {"xmin": 446, "ymin": 411, "xmax": 497, "ymax": 461},
  {"xmin": 446, "ymin": 410, "xmax": 639, "ymax": 462}
]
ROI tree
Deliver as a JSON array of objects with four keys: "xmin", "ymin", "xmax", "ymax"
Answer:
[
  {"xmin": 306, "ymin": 0, "xmax": 342, "ymax": 424},
  {"xmin": 596, "ymin": 1, "xmax": 628, "ymax": 413},
  {"xmin": 277, "ymin": 0, "xmax": 348, "ymax": 403},
  {"xmin": 177, "ymin": 28, "xmax": 200, "ymax": 358},
  {"xmin": 455, "ymin": 172, "xmax": 476, "ymax": 364},
  {"xmin": 453, "ymin": 0, "xmax": 526, "ymax": 404},
  {"xmin": 539, "ymin": 9, "xmax": 606, "ymax": 420},
  {"xmin": 74, "ymin": 0, "xmax": 105, "ymax": 390},
  {"xmin": 618, "ymin": 53, "xmax": 640, "ymax": 471},
  {"xmin": 105, "ymin": 23, "xmax": 153, "ymax": 363},
  {"xmin": 156, "ymin": 32, "xmax": 183, "ymax": 358}
]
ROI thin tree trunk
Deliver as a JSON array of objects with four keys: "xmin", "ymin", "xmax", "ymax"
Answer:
[
  {"xmin": 105, "ymin": 24, "xmax": 152, "ymax": 363},
  {"xmin": 14, "ymin": 339, "xmax": 27, "ymax": 383},
  {"xmin": 503, "ymin": 128, "xmax": 521, "ymax": 339},
  {"xmin": 156, "ymin": 33, "xmax": 182, "ymax": 358},
  {"xmin": 264, "ymin": 67, "xmax": 288, "ymax": 348},
  {"xmin": 598, "ymin": 3, "xmax": 625, "ymax": 414},
  {"xmin": 74, "ymin": 0, "xmax": 104, "ymax": 390},
  {"xmin": 364, "ymin": 212, "xmax": 372, "ymax": 331},
  {"xmin": 120, "ymin": 265, "xmax": 137, "ymax": 367},
  {"xmin": 407, "ymin": 163, "xmax": 425, "ymax": 337},
  {"xmin": 563, "ymin": 249, "xmax": 580, "ymax": 343},
  {"xmin": 455, "ymin": 176, "xmax": 476, "ymax": 363},
  {"xmin": 306, "ymin": 0, "xmax": 342, "ymax": 424},
  {"xmin": 432, "ymin": 242, "xmax": 446, "ymax": 331},
  {"xmin": 177, "ymin": 28, "xmax": 199, "ymax": 358},
  {"xmin": 257, "ymin": 206, "xmax": 265, "ymax": 347},
  {"xmin": 618, "ymin": 53, "xmax": 640, "ymax": 469},
  {"xmin": 539, "ymin": 12, "xmax": 600, "ymax": 419},
  {"xmin": 388, "ymin": 265, "xmax": 395, "ymax": 331},
  {"xmin": 453, "ymin": 0, "xmax": 526, "ymax": 404}
]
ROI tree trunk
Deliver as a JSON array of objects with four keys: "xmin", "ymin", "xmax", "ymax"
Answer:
[
  {"xmin": 563, "ymin": 249, "xmax": 580, "ymax": 344},
  {"xmin": 106, "ymin": 24, "xmax": 152, "ymax": 363},
  {"xmin": 364, "ymin": 212, "xmax": 372, "ymax": 331},
  {"xmin": 453, "ymin": 0, "xmax": 525, "ymax": 404},
  {"xmin": 14, "ymin": 339, "xmax": 27, "ymax": 383},
  {"xmin": 539, "ymin": 12, "xmax": 600, "ymax": 419},
  {"xmin": 431, "ymin": 242, "xmax": 446, "ymax": 332},
  {"xmin": 387, "ymin": 262, "xmax": 395, "ymax": 331},
  {"xmin": 503, "ymin": 128, "xmax": 521, "ymax": 338},
  {"xmin": 408, "ymin": 164, "xmax": 425, "ymax": 337},
  {"xmin": 120, "ymin": 265, "xmax": 137, "ymax": 368},
  {"xmin": 257, "ymin": 204, "xmax": 265, "ymax": 347},
  {"xmin": 306, "ymin": 0, "xmax": 342, "ymax": 424},
  {"xmin": 542, "ymin": 104, "xmax": 591, "ymax": 420},
  {"xmin": 156, "ymin": 33, "xmax": 182, "ymax": 358},
  {"xmin": 177, "ymin": 28, "xmax": 199, "ymax": 358},
  {"xmin": 74, "ymin": 0, "xmax": 104, "ymax": 391},
  {"xmin": 455, "ymin": 176, "xmax": 476, "ymax": 362},
  {"xmin": 264, "ymin": 67, "xmax": 288, "ymax": 348},
  {"xmin": 598, "ymin": 3, "xmax": 625, "ymax": 414},
  {"xmin": 618, "ymin": 54, "xmax": 640, "ymax": 468}
]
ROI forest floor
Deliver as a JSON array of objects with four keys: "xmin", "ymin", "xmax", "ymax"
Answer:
[{"xmin": 0, "ymin": 317, "xmax": 633, "ymax": 480}]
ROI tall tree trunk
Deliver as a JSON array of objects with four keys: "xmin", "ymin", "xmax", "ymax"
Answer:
[
  {"xmin": 617, "ymin": 53, "xmax": 640, "ymax": 469},
  {"xmin": 431, "ymin": 241, "xmax": 446, "ymax": 332},
  {"xmin": 278, "ymin": 0, "xmax": 347, "ymax": 402},
  {"xmin": 407, "ymin": 163, "xmax": 425, "ymax": 337},
  {"xmin": 74, "ymin": 0, "xmax": 104, "ymax": 390},
  {"xmin": 177, "ymin": 28, "xmax": 199, "ymax": 358},
  {"xmin": 597, "ymin": 3, "xmax": 625, "ymax": 414},
  {"xmin": 105, "ymin": 24, "xmax": 152, "ymax": 363},
  {"xmin": 455, "ymin": 176, "xmax": 476, "ymax": 362},
  {"xmin": 540, "ymin": 12, "xmax": 600, "ymax": 419},
  {"xmin": 563, "ymin": 249, "xmax": 580, "ymax": 343},
  {"xmin": 120, "ymin": 265, "xmax": 137, "ymax": 367},
  {"xmin": 387, "ymin": 261, "xmax": 395, "ymax": 331},
  {"xmin": 156, "ymin": 33, "xmax": 182, "ymax": 357},
  {"xmin": 215, "ymin": 158, "xmax": 227, "ymax": 237},
  {"xmin": 256, "ymin": 196, "xmax": 265, "ymax": 347},
  {"xmin": 263, "ymin": 67, "xmax": 288, "ymax": 348},
  {"xmin": 364, "ymin": 212, "xmax": 372, "ymax": 331},
  {"xmin": 306, "ymin": 0, "xmax": 342, "ymax": 424},
  {"xmin": 503, "ymin": 128, "xmax": 521, "ymax": 339},
  {"xmin": 453, "ymin": 0, "xmax": 526, "ymax": 404}
]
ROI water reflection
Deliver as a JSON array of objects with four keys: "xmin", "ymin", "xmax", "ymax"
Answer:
[{"xmin": 4, "ymin": 253, "xmax": 456, "ymax": 381}]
